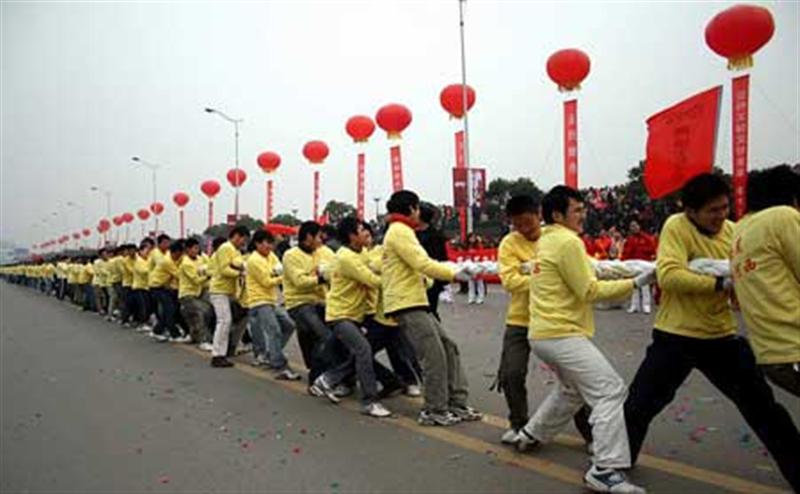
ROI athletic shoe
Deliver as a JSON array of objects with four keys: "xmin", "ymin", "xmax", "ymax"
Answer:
[
  {"xmin": 515, "ymin": 427, "xmax": 542, "ymax": 452},
  {"xmin": 210, "ymin": 356, "xmax": 234, "ymax": 368},
  {"xmin": 198, "ymin": 342, "xmax": 214, "ymax": 352},
  {"xmin": 501, "ymin": 428, "xmax": 520, "ymax": 445},
  {"xmin": 308, "ymin": 375, "xmax": 340, "ymax": 404},
  {"xmin": 153, "ymin": 334, "xmax": 169, "ymax": 343},
  {"xmin": 587, "ymin": 442, "xmax": 595, "ymax": 456},
  {"xmin": 417, "ymin": 410, "xmax": 461, "ymax": 426},
  {"xmin": 253, "ymin": 355, "xmax": 272, "ymax": 368},
  {"xmin": 332, "ymin": 384, "xmax": 353, "ymax": 398},
  {"xmin": 584, "ymin": 465, "xmax": 646, "ymax": 493},
  {"xmin": 476, "ymin": 298, "xmax": 485, "ymax": 305},
  {"xmin": 450, "ymin": 405, "xmax": 483, "ymax": 422},
  {"xmin": 404, "ymin": 384, "xmax": 422, "ymax": 397},
  {"xmin": 274, "ymin": 368, "xmax": 301, "ymax": 381},
  {"xmin": 169, "ymin": 335, "xmax": 192, "ymax": 344},
  {"xmin": 642, "ymin": 306, "xmax": 651, "ymax": 315},
  {"xmin": 236, "ymin": 343, "xmax": 252, "ymax": 355},
  {"xmin": 362, "ymin": 402, "xmax": 392, "ymax": 418},
  {"xmin": 626, "ymin": 306, "xmax": 638, "ymax": 314}
]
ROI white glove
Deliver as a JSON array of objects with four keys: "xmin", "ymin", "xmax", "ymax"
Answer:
[
  {"xmin": 633, "ymin": 267, "xmax": 656, "ymax": 288},
  {"xmin": 462, "ymin": 260, "xmax": 484, "ymax": 277},
  {"xmin": 316, "ymin": 263, "xmax": 328, "ymax": 279},
  {"xmin": 689, "ymin": 258, "xmax": 731, "ymax": 278},
  {"xmin": 520, "ymin": 262, "xmax": 532, "ymax": 275},
  {"xmin": 453, "ymin": 267, "xmax": 472, "ymax": 282},
  {"xmin": 272, "ymin": 262, "xmax": 284, "ymax": 276}
]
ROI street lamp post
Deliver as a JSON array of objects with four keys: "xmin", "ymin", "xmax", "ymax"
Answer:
[
  {"xmin": 90, "ymin": 186, "xmax": 111, "ymax": 243},
  {"xmin": 205, "ymin": 107, "xmax": 243, "ymax": 220},
  {"xmin": 373, "ymin": 196, "xmax": 381, "ymax": 221},
  {"xmin": 131, "ymin": 157, "xmax": 162, "ymax": 234}
]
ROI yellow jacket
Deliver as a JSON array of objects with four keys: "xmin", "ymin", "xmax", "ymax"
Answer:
[
  {"xmin": 77, "ymin": 264, "xmax": 93, "ymax": 285},
  {"xmin": 209, "ymin": 241, "xmax": 243, "ymax": 296},
  {"xmin": 121, "ymin": 256, "xmax": 134, "ymax": 287},
  {"xmin": 283, "ymin": 246, "xmax": 325, "ymax": 310},
  {"xmin": 529, "ymin": 224, "xmax": 633, "ymax": 340},
  {"xmin": 382, "ymin": 220, "xmax": 455, "ymax": 315},
  {"xmin": 245, "ymin": 251, "xmax": 283, "ymax": 307},
  {"xmin": 654, "ymin": 213, "xmax": 735, "ymax": 339},
  {"xmin": 91, "ymin": 260, "xmax": 105, "ymax": 286},
  {"xmin": 106, "ymin": 256, "xmax": 122, "ymax": 284},
  {"xmin": 132, "ymin": 254, "xmax": 150, "ymax": 290},
  {"xmin": 326, "ymin": 247, "xmax": 381, "ymax": 323},
  {"xmin": 151, "ymin": 255, "xmax": 180, "ymax": 290},
  {"xmin": 178, "ymin": 255, "xmax": 208, "ymax": 299},
  {"xmin": 499, "ymin": 231, "xmax": 536, "ymax": 328},
  {"xmin": 147, "ymin": 248, "xmax": 166, "ymax": 288},
  {"xmin": 732, "ymin": 206, "xmax": 800, "ymax": 364},
  {"xmin": 361, "ymin": 246, "xmax": 398, "ymax": 327},
  {"xmin": 67, "ymin": 264, "xmax": 79, "ymax": 284}
]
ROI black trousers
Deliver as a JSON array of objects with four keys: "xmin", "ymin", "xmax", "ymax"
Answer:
[
  {"xmin": 625, "ymin": 329, "xmax": 800, "ymax": 491},
  {"xmin": 761, "ymin": 363, "xmax": 800, "ymax": 398},
  {"xmin": 152, "ymin": 288, "xmax": 181, "ymax": 338},
  {"xmin": 289, "ymin": 303, "xmax": 337, "ymax": 383}
]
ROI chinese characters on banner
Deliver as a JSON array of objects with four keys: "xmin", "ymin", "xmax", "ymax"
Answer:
[
  {"xmin": 455, "ymin": 130, "xmax": 466, "ymax": 241},
  {"xmin": 313, "ymin": 170, "xmax": 320, "ymax": 220},
  {"xmin": 452, "ymin": 168, "xmax": 487, "ymax": 208},
  {"xmin": 266, "ymin": 179, "xmax": 274, "ymax": 222},
  {"xmin": 564, "ymin": 99, "xmax": 578, "ymax": 189},
  {"xmin": 455, "ymin": 130, "xmax": 465, "ymax": 169},
  {"xmin": 356, "ymin": 153, "xmax": 365, "ymax": 220},
  {"xmin": 732, "ymin": 75, "xmax": 749, "ymax": 219},
  {"xmin": 390, "ymin": 145, "xmax": 403, "ymax": 191}
]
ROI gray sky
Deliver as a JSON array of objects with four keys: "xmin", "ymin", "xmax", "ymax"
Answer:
[{"xmin": 2, "ymin": 1, "xmax": 798, "ymax": 247}]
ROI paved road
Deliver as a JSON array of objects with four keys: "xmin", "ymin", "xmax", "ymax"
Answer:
[{"xmin": 1, "ymin": 282, "xmax": 796, "ymax": 493}]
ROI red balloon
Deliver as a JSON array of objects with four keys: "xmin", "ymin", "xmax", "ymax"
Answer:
[
  {"xmin": 227, "ymin": 169, "xmax": 247, "ymax": 187},
  {"xmin": 302, "ymin": 140, "xmax": 329, "ymax": 164},
  {"xmin": 257, "ymin": 152, "xmax": 281, "ymax": 173},
  {"xmin": 375, "ymin": 104, "xmax": 412, "ymax": 139},
  {"xmin": 82, "ymin": 228, "xmax": 91, "ymax": 237},
  {"xmin": 440, "ymin": 84, "xmax": 476, "ymax": 119},
  {"xmin": 137, "ymin": 209, "xmax": 150, "ymax": 221},
  {"xmin": 705, "ymin": 4, "xmax": 774, "ymax": 70},
  {"xmin": 122, "ymin": 212, "xmax": 134, "ymax": 223},
  {"xmin": 345, "ymin": 115, "xmax": 376, "ymax": 143},
  {"xmin": 200, "ymin": 180, "xmax": 221, "ymax": 199},
  {"xmin": 99, "ymin": 218, "xmax": 111, "ymax": 231},
  {"xmin": 173, "ymin": 192, "xmax": 190, "ymax": 207},
  {"xmin": 72, "ymin": 232, "xmax": 81, "ymax": 240},
  {"xmin": 546, "ymin": 49, "xmax": 591, "ymax": 91},
  {"xmin": 113, "ymin": 216, "xmax": 124, "ymax": 227},
  {"xmin": 150, "ymin": 202, "xmax": 165, "ymax": 215}
]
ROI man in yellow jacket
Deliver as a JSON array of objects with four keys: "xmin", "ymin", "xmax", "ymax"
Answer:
[
  {"xmin": 245, "ymin": 230, "xmax": 299, "ymax": 380},
  {"xmin": 515, "ymin": 186, "xmax": 654, "ymax": 494},
  {"xmin": 179, "ymin": 238, "xmax": 213, "ymax": 349},
  {"xmin": 624, "ymin": 173, "xmax": 799, "ymax": 492},
  {"xmin": 150, "ymin": 240, "xmax": 187, "ymax": 343},
  {"xmin": 209, "ymin": 226, "xmax": 249, "ymax": 368},
  {"xmin": 132, "ymin": 239, "xmax": 155, "ymax": 330},
  {"xmin": 382, "ymin": 190, "xmax": 479, "ymax": 427},
  {"xmin": 732, "ymin": 165, "xmax": 800, "ymax": 397}
]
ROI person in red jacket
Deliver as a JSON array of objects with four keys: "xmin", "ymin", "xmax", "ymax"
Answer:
[
  {"xmin": 581, "ymin": 233, "xmax": 596, "ymax": 257},
  {"xmin": 593, "ymin": 229, "xmax": 612, "ymax": 260},
  {"xmin": 622, "ymin": 221, "xmax": 657, "ymax": 313}
]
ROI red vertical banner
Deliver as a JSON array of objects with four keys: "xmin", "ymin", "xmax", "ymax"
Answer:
[
  {"xmin": 390, "ymin": 145, "xmax": 403, "ymax": 191},
  {"xmin": 455, "ymin": 130, "xmax": 465, "ymax": 169},
  {"xmin": 313, "ymin": 170, "xmax": 320, "ymax": 220},
  {"xmin": 356, "ymin": 153, "xmax": 365, "ymax": 221},
  {"xmin": 732, "ymin": 74, "xmax": 749, "ymax": 219},
  {"xmin": 564, "ymin": 99, "xmax": 578, "ymax": 189},
  {"xmin": 454, "ymin": 131, "xmax": 467, "ymax": 242},
  {"xmin": 179, "ymin": 209, "xmax": 185, "ymax": 238},
  {"xmin": 207, "ymin": 201, "xmax": 214, "ymax": 229},
  {"xmin": 266, "ymin": 179, "xmax": 274, "ymax": 223}
]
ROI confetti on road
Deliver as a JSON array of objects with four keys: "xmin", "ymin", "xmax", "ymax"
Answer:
[
  {"xmin": 158, "ymin": 475, "xmax": 170, "ymax": 484},
  {"xmin": 292, "ymin": 447, "xmax": 302, "ymax": 454}
]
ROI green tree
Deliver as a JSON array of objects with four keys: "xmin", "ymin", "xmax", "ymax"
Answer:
[
  {"xmin": 203, "ymin": 215, "xmax": 264, "ymax": 237},
  {"xmin": 322, "ymin": 200, "xmax": 356, "ymax": 223},
  {"xmin": 271, "ymin": 213, "xmax": 301, "ymax": 226},
  {"xmin": 484, "ymin": 177, "xmax": 543, "ymax": 221}
]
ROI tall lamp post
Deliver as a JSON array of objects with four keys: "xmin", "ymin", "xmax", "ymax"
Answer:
[
  {"xmin": 205, "ymin": 107, "xmax": 243, "ymax": 220},
  {"xmin": 131, "ymin": 156, "xmax": 162, "ymax": 233},
  {"xmin": 373, "ymin": 196, "xmax": 381, "ymax": 221},
  {"xmin": 89, "ymin": 186, "xmax": 111, "ymax": 243}
]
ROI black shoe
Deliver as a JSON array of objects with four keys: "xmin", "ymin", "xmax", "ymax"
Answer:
[{"xmin": 211, "ymin": 356, "xmax": 234, "ymax": 368}]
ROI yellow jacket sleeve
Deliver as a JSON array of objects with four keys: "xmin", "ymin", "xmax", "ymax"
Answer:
[
  {"xmin": 499, "ymin": 241, "xmax": 530, "ymax": 294},
  {"xmin": 656, "ymin": 220, "xmax": 717, "ymax": 294},
  {"xmin": 217, "ymin": 247, "xmax": 242, "ymax": 279},
  {"xmin": 559, "ymin": 237, "xmax": 633, "ymax": 302},
  {"xmin": 285, "ymin": 251, "xmax": 319, "ymax": 290},
  {"xmin": 776, "ymin": 210, "xmax": 800, "ymax": 282},
  {"xmin": 386, "ymin": 225, "xmax": 455, "ymax": 282},
  {"xmin": 340, "ymin": 251, "xmax": 381, "ymax": 289},
  {"xmin": 249, "ymin": 256, "xmax": 282, "ymax": 289}
]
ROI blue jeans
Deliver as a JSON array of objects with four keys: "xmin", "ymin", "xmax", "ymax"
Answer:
[{"xmin": 249, "ymin": 304, "xmax": 295, "ymax": 370}]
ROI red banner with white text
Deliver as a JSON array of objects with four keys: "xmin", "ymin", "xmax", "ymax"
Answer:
[
  {"xmin": 357, "ymin": 153, "xmax": 365, "ymax": 220},
  {"xmin": 564, "ymin": 99, "xmax": 578, "ymax": 189},
  {"xmin": 732, "ymin": 75, "xmax": 749, "ymax": 219},
  {"xmin": 390, "ymin": 145, "xmax": 403, "ymax": 192}
]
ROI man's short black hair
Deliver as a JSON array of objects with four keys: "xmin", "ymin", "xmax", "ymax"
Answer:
[
  {"xmin": 506, "ymin": 195, "xmax": 541, "ymax": 217},
  {"xmin": 140, "ymin": 237, "xmax": 155, "ymax": 248},
  {"xmin": 229, "ymin": 225, "xmax": 250, "ymax": 239},
  {"xmin": 337, "ymin": 216, "xmax": 361, "ymax": 245},
  {"xmin": 157, "ymin": 234, "xmax": 171, "ymax": 244},
  {"xmin": 361, "ymin": 221, "xmax": 374, "ymax": 236},
  {"xmin": 681, "ymin": 173, "xmax": 730, "ymax": 211},
  {"xmin": 212, "ymin": 236, "xmax": 226, "ymax": 251},
  {"xmin": 298, "ymin": 221, "xmax": 321, "ymax": 244},
  {"xmin": 322, "ymin": 225, "xmax": 337, "ymax": 238},
  {"xmin": 542, "ymin": 186, "xmax": 583, "ymax": 224},
  {"xmin": 419, "ymin": 202, "xmax": 438, "ymax": 225},
  {"xmin": 169, "ymin": 240, "xmax": 185, "ymax": 254},
  {"xmin": 252, "ymin": 229, "xmax": 275, "ymax": 246},
  {"xmin": 747, "ymin": 165, "xmax": 800, "ymax": 212},
  {"xmin": 386, "ymin": 190, "xmax": 420, "ymax": 216},
  {"xmin": 185, "ymin": 238, "xmax": 200, "ymax": 249}
]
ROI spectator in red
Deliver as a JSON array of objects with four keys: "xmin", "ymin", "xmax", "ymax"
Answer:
[
  {"xmin": 581, "ymin": 233, "xmax": 596, "ymax": 257},
  {"xmin": 593, "ymin": 229, "xmax": 613, "ymax": 260},
  {"xmin": 622, "ymin": 220, "xmax": 657, "ymax": 313}
]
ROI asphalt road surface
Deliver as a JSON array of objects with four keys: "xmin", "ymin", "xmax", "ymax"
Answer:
[{"xmin": 1, "ymin": 282, "xmax": 797, "ymax": 493}]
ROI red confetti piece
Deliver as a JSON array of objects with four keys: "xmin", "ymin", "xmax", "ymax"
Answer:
[{"xmin": 292, "ymin": 447, "xmax": 302, "ymax": 454}]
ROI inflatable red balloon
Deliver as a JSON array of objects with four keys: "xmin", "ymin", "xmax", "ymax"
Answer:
[
  {"xmin": 227, "ymin": 169, "xmax": 247, "ymax": 187},
  {"xmin": 113, "ymin": 216, "xmax": 124, "ymax": 227},
  {"xmin": 82, "ymin": 228, "xmax": 91, "ymax": 237},
  {"xmin": 440, "ymin": 84, "xmax": 476, "ymax": 119},
  {"xmin": 257, "ymin": 152, "xmax": 281, "ymax": 173},
  {"xmin": 345, "ymin": 116, "xmax": 376, "ymax": 143},
  {"xmin": 546, "ymin": 49, "xmax": 591, "ymax": 91},
  {"xmin": 173, "ymin": 192, "xmax": 190, "ymax": 207},
  {"xmin": 137, "ymin": 209, "xmax": 150, "ymax": 221},
  {"xmin": 376, "ymin": 104, "xmax": 412, "ymax": 139},
  {"xmin": 200, "ymin": 180, "xmax": 221, "ymax": 199},
  {"xmin": 302, "ymin": 140, "xmax": 330, "ymax": 164},
  {"xmin": 705, "ymin": 4, "xmax": 774, "ymax": 70},
  {"xmin": 122, "ymin": 212, "xmax": 134, "ymax": 223},
  {"xmin": 98, "ymin": 219, "xmax": 111, "ymax": 232},
  {"xmin": 72, "ymin": 232, "xmax": 81, "ymax": 240},
  {"xmin": 150, "ymin": 202, "xmax": 164, "ymax": 215}
]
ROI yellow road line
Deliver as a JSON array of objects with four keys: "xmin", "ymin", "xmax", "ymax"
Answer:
[{"xmin": 179, "ymin": 346, "xmax": 788, "ymax": 494}]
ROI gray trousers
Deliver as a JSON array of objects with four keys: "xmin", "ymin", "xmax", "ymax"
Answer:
[
  {"xmin": 249, "ymin": 304, "xmax": 295, "ymax": 370},
  {"xmin": 498, "ymin": 325, "xmax": 532, "ymax": 430},
  {"xmin": 396, "ymin": 309, "xmax": 469, "ymax": 413},
  {"xmin": 180, "ymin": 296, "xmax": 213, "ymax": 344},
  {"xmin": 324, "ymin": 320, "xmax": 378, "ymax": 405}
]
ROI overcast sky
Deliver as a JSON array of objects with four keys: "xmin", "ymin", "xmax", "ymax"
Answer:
[{"xmin": 2, "ymin": 1, "xmax": 798, "ymax": 247}]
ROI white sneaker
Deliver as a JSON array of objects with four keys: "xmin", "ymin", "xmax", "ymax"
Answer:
[
  {"xmin": 309, "ymin": 375, "xmax": 340, "ymax": 404},
  {"xmin": 198, "ymin": 342, "xmax": 214, "ymax": 352},
  {"xmin": 362, "ymin": 402, "xmax": 392, "ymax": 418},
  {"xmin": 467, "ymin": 298, "xmax": 476, "ymax": 305},
  {"xmin": 584, "ymin": 465, "xmax": 646, "ymax": 493},
  {"xmin": 169, "ymin": 335, "xmax": 192, "ymax": 344},
  {"xmin": 642, "ymin": 306, "xmax": 651, "ymax": 314},
  {"xmin": 476, "ymin": 297, "xmax": 485, "ymax": 305},
  {"xmin": 627, "ymin": 306, "xmax": 638, "ymax": 314},
  {"xmin": 404, "ymin": 384, "xmax": 422, "ymax": 397},
  {"xmin": 515, "ymin": 428, "xmax": 542, "ymax": 452},
  {"xmin": 153, "ymin": 334, "xmax": 169, "ymax": 343},
  {"xmin": 274, "ymin": 368, "xmax": 301, "ymax": 381},
  {"xmin": 501, "ymin": 428, "xmax": 520, "ymax": 445}
]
